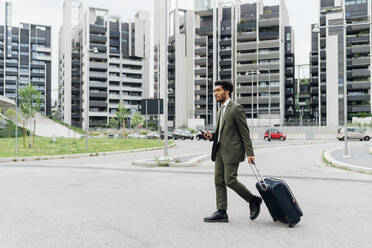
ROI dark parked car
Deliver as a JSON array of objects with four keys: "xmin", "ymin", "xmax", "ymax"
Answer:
[
  {"xmin": 264, "ymin": 128, "xmax": 287, "ymax": 141},
  {"xmin": 160, "ymin": 131, "xmax": 174, "ymax": 140},
  {"xmin": 196, "ymin": 130, "xmax": 208, "ymax": 140},
  {"xmin": 173, "ymin": 129, "xmax": 194, "ymax": 140},
  {"xmin": 147, "ymin": 132, "xmax": 160, "ymax": 139}
]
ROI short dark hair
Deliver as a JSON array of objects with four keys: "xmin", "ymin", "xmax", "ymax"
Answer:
[{"xmin": 215, "ymin": 80, "xmax": 233, "ymax": 96}]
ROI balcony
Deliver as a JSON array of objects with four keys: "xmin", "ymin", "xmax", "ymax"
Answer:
[
  {"xmin": 195, "ymin": 79, "xmax": 207, "ymax": 86},
  {"xmin": 195, "ymin": 68, "xmax": 207, "ymax": 76},
  {"xmin": 195, "ymin": 58, "xmax": 207, "ymax": 66},
  {"xmin": 219, "ymin": 70, "xmax": 231, "ymax": 77},
  {"xmin": 311, "ymin": 66, "xmax": 319, "ymax": 75},
  {"xmin": 237, "ymin": 53, "xmax": 257, "ymax": 61},
  {"xmin": 285, "ymin": 78, "xmax": 293, "ymax": 86},
  {"xmin": 348, "ymin": 94, "xmax": 370, "ymax": 101},
  {"xmin": 348, "ymin": 82, "xmax": 370, "ymax": 90},
  {"xmin": 347, "ymin": 34, "xmax": 369, "ymax": 43},
  {"xmin": 349, "ymin": 105, "xmax": 370, "ymax": 112},
  {"xmin": 90, "ymin": 34, "xmax": 107, "ymax": 44},
  {"xmin": 351, "ymin": 68, "xmax": 369, "ymax": 77},
  {"xmin": 219, "ymin": 50, "xmax": 231, "ymax": 57},
  {"xmin": 258, "ymin": 62, "xmax": 279, "ymax": 71},
  {"xmin": 351, "ymin": 44, "xmax": 369, "ymax": 54},
  {"xmin": 90, "ymin": 100, "xmax": 108, "ymax": 108},
  {"xmin": 90, "ymin": 62, "xmax": 107, "ymax": 69},
  {"xmin": 89, "ymin": 52, "xmax": 107, "ymax": 59},
  {"xmin": 90, "ymin": 24, "xmax": 107, "ymax": 34},
  {"xmin": 196, "ymin": 26, "xmax": 213, "ymax": 36},
  {"xmin": 237, "ymin": 32, "xmax": 257, "ymax": 42},
  {"xmin": 195, "ymin": 47, "xmax": 207, "ymax": 56},
  {"xmin": 258, "ymin": 39, "xmax": 279, "ymax": 49},
  {"xmin": 258, "ymin": 51, "xmax": 279, "ymax": 60},
  {"xmin": 258, "ymin": 18, "xmax": 279, "ymax": 28},
  {"xmin": 285, "ymin": 57, "xmax": 293, "ymax": 65},
  {"xmin": 90, "ymin": 119, "xmax": 108, "ymax": 126},
  {"xmin": 90, "ymin": 44, "xmax": 107, "ymax": 53},
  {"xmin": 237, "ymin": 22, "xmax": 256, "ymax": 31},
  {"xmin": 89, "ymin": 81, "xmax": 107, "ymax": 88},
  {"xmin": 220, "ymin": 60, "xmax": 231, "ymax": 66},
  {"xmin": 194, "ymin": 99, "xmax": 207, "ymax": 105},
  {"xmin": 110, "ymin": 31, "xmax": 120, "ymax": 38},
  {"xmin": 237, "ymin": 64, "xmax": 258, "ymax": 72},
  {"xmin": 220, "ymin": 39, "xmax": 231, "ymax": 46},
  {"xmin": 237, "ymin": 41, "xmax": 256, "ymax": 51},
  {"xmin": 195, "ymin": 109, "xmax": 207, "ymax": 115},
  {"xmin": 90, "ymin": 71, "xmax": 107, "ymax": 79},
  {"xmin": 351, "ymin": 57, "xmax": 370, "ymax": 66},
  {"xmin": 195, "ymin": 37, "xmax": 207, "ymax": 45},
  {"xmin": 259, "ymin": 31, "xmax": 279, "ymax": 40},
  {"xmin": 90, "ymin": 92, "xmax": 107, "ymax": 98},
  {"xmin": 286, "ymin": 67, "xmax": 294, "ymax": 76}
]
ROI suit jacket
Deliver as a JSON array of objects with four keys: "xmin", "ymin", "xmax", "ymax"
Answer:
[{"xmin": 211, "ymin": 100, "xmax": 254, "ymax": 163}]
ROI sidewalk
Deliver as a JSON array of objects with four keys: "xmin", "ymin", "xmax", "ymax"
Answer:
[{"xmin": 324, "ymin": 143, "xmax": 372, "ymax": 173}]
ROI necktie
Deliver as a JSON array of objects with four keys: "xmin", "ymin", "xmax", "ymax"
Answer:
[{"xmin": 217, "ymin": 104, "xmax": 225, "ymax": 144}]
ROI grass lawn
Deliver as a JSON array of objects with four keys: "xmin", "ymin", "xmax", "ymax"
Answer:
[{"xmin": 0, "ymin": 136, "xmax": 171, "ymax": 158}]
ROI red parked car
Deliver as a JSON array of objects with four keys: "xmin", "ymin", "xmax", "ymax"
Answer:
[{"xmin": 264, "ymin": 128, "xmax": 287, "ymax": 141}]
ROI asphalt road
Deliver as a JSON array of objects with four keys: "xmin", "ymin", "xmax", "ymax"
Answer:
[{"xmin": 0, "ymin": 139, "xmax": 371, "ymax": 248}]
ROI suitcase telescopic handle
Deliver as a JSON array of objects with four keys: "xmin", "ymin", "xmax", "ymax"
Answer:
[{"xmin": 249, "ymin": 161, "xmax": 268, "ymax": 191}]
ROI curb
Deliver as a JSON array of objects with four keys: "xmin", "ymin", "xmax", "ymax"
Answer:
[
  {"xmin": 323, "ymin": 147, "xmax": 372, "ymax": 174},
  {"xmin": 0, "ymin": 143, "xmax": 177, "ymax": 163}
]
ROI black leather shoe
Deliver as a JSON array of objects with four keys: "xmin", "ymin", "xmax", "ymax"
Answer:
[
  {"xmin": 249, "ymin": 196, "xmax": 262, "ymax": 220},
  {"xmin": 204, "ymin": 211, "xmax": 229, "ymax": 223}
]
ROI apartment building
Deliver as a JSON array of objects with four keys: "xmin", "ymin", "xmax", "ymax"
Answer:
[
  {"xmin": 0, "ymin": 1, "xmax": 52, "ymax": 115},
  {"xmin": 310, "ymin": 0, "xmax": 372, "ymax": 126},
  {"xmin": 194, "ymin": 0, "xmax": 296, "ymax": 126},
  {"xmin": 59, "ymin": 0, "xmax": 150, "ymax": 128},
  {"xmin": 154, "ymin": 1, "xmax": 194, "ymax": 129}
]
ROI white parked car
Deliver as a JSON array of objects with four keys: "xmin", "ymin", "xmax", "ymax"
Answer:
[{"xmin": 337, "ymin": 127, "xmax": 370, "ymax": 141}]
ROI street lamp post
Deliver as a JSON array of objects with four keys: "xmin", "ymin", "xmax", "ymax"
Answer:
[
  {"xmin": 15, "ymin": 76, "xmax": 19, "ymax": 156},
  {"xmin": 85, "ymin": 47, "xmax": 98, "ymax": 151},
  {"xmin": 258, "ymin": 68, "xmax": 271, "ymax": 128},
  {"xmin": 244, "ymin": 69, "xmax": 258, "ymax": 141},
  {"xmin": 312, "ymin": 27, "xmax": 322, "ymax": 127}
]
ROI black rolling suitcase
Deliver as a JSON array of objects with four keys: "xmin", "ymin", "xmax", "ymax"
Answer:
[{"xmin": 249, "ymin": 162, "xmax": 303, "ymax": 228}]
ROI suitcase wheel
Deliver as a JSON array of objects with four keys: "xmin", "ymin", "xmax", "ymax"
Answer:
[{"xmin": 288, "ymin": 222, "xmax": 298, "ymax": 228}]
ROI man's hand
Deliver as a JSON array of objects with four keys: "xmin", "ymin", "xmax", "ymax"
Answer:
[
  {"xmin": 247, "ymin": 156, "xmax": 255, "ymax": 164},
  {"xmin": 203, "ymin": 130, "xmax": 213, "ymax": 140}
]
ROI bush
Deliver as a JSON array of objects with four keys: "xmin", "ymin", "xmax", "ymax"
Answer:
[
  {"xmin": 0, "ymin": 120, "xmax": 29, "ymax": 138},
  {"xmin": 186, "ymin": 128, "xmax": 197, "ymax": 134},
  {"xmin": 349, "ymin": 112, "xmax": 372, "ymax": 118}
]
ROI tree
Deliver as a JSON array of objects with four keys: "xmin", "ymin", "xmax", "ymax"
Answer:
[
  {"xmin": 115, "ymin": 101, "xmax": 130, "ymax": 138},
  {"xmin": 109, "ymin": 117, "xmax": 118, "ymax": 129},
  {"xmin": 5, "ymin": 108, "xmax": 16, "ymax": 119},
  {"xmin": 19, "ymin": 84, "xmax": 44, "ymax": 147},
  {"xmin": 131, "ymin": 112, "xmax": 145, "ymax": 129}
]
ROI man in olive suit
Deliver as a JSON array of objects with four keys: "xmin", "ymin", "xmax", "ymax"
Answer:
[{"xmin": 203, "ymin": 80, "xmax": 262, "ymax": 223}]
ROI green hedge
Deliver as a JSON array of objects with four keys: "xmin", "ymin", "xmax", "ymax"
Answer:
[{"xmin": 0, "ymin": 120, "xmax": 30, "ymax": 138}]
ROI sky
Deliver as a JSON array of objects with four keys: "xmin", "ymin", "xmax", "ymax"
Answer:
[{"xmin": 7, "ymin": 0, "xmax": 319, "ymax": 99}]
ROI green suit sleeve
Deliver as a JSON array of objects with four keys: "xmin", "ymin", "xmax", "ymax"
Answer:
[{"xmin": 234, "ymin": 104, "xmax": 254, "ymax": 157}]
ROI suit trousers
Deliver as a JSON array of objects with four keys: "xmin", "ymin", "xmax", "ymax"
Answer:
[{"xmin": 215, "ymin": 145, "xmax": 253, "ymax": 210}]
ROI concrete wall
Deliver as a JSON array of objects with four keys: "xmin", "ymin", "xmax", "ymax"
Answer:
[
  {"xmin": 251, "ymin": 125, "xmax": 342, "ymax": 140},
  {"xmin": 326, "ymin": 35, "xmax": 339, "ymax": 126}
]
